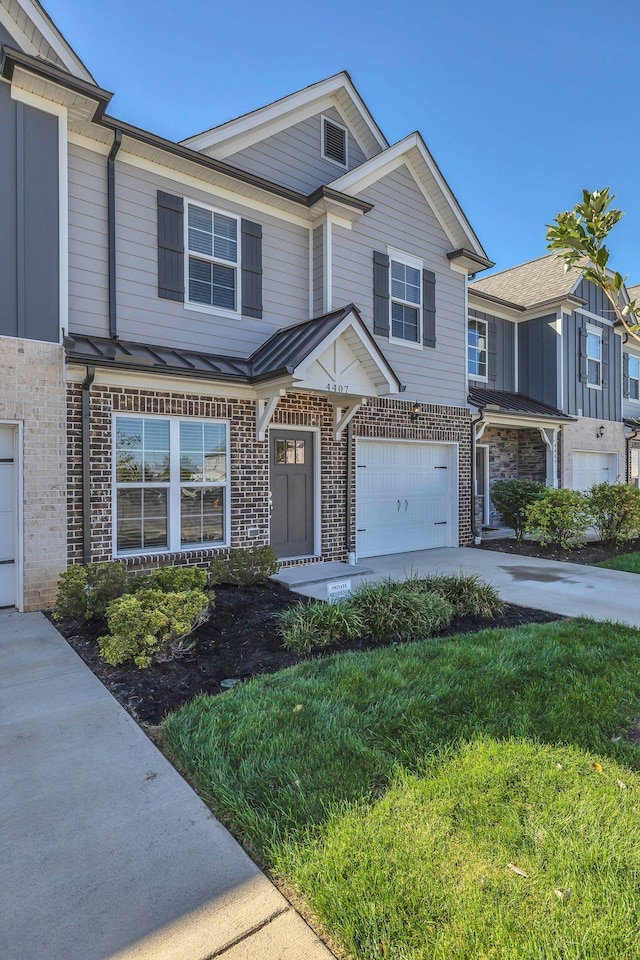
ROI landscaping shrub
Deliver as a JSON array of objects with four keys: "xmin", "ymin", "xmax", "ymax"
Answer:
[
  {"xmin": 587, "ymin": 482, "xmax": 640, "ymax": 543},
  {"xmin": 54, "ymin": 561, "xmax": 129, "ymax": 622},
  {"xmin": 128, "ymin": 565, "xmax": 209, "ymax": 594},
  {"xmin": 209, "ymin": 546, "xmax": 279, "ymax": 586},
  {"xmin": 98, "ymin": 588, "xmax": 211, "ymax": 668},
  {"xmin": 490, "ymin": 479, "xmax": 546, "ymax": 539},
  {"xmin": 525, "ymin": 487, "xmax": 591, "ymax": 549},
  {"xmin": 420, "ymin": 573, "xmax": 505, "ymax": 618},
  {"xmin": 278, "ymin": 601, "xmax": 363, "ymax": 652},
  {"xmin": 350, "ymin": 580, "xmax": 453, "ymax": 643}
]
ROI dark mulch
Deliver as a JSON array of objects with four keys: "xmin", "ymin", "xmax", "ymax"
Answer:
[
  {"xmin": 475, "ymin": 536, "xmax": 640, "ymax": 566},
  {"xmin": 51, "ymin": 581, "xmax": 561, "ymax": 726}
]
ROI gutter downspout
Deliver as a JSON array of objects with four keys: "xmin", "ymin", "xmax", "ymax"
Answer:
[
  {"xmin": 108, "ymin": 129, "xmax": 122, "ymax": 339},
  {"xmin": 626, "ymin": 424, "xmax": 639, "ymax": 483},
  {"xmin": 346, "ymin": 420, "xmax": 356, "ymax": 564},
  {"xmin": 470, "ymin": 405, "xmax": 485, "ymax": 543},
  {"xmin": 82, "ymin": 365, "xmax": 96, "ymax": 564}
]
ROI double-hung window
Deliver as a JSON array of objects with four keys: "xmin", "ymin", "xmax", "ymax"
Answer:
[
  {"xmin": 187, "ymin": 202, "xmax": 239, "ymax": 312},
  {"xmin": 390, "ymin": 252, "xmax": 422, "ymax": 345},
  {"xmin": 629, "ymin": 354, "xmax": 640, "ymax": 401},
  {"xmin": 114, "ymin": 415, "xmax": 229, "ymax": 555},
  {"xmin": 468, "ymin": 317, "xmax": 488, "ymax": 379},
  {"xmin": 586, "ymin": 326, "xmax": 602, "ymax": 387}
]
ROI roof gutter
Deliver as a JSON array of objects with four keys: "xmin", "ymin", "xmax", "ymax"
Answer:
[
  {"xmin": 0, "ymin": 45, "xmax": 113, "ymax": 120},
  {"xmin": 107, "ymin": 129, "xmax": 122, "ymax": 339}
]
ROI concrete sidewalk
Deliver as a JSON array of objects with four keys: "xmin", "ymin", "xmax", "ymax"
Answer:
[
  {"xmin": 0, "ymin": 611, "xmax": 332, "ymax": 960},
  {"xmin": 276, "ymin": 547, "xmax": 640, "ymax": 628}
]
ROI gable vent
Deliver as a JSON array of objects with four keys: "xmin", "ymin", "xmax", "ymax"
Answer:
[{"xmin": 323, "ymin": 118, "xmax": 347, "ymax": 166}]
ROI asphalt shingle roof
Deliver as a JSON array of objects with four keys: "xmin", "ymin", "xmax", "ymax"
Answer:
[{"xmin": 469, "ymin": 253, "xmax": 580, "ymax": 309}]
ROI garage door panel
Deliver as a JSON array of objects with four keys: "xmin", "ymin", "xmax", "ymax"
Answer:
[{"xmin": 572, "ymin": 452, "xmax": 618, "ymax": 491}]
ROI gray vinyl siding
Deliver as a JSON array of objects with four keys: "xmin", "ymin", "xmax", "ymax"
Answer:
[
  {"xmin": 0, "ymin": 81, "xmax": 59, "ymax": 342},
  {"xmin": 222, "ymin": 107, "xmax": 367, "ymax": 195},
  {"xmin": 563, "ymin": 312, "xmax": 622, "ymax": 421},
  {"xmin": 68, "ymin": 143, "xmax": 310, "ymax": 353},
  {"xmin": 468, "ymin": 308, "xmax": 515, "ymax": 391},
  {"xmin": 518, "ymin": 315, "xmax": 558, "ymax": 408},
  {"xmin": 312, "ymin": 224, "xmax": 323, "ymax": 316},
  {"xmin": 623, "ymin": 345, "xmax": 640, "ymax": 420},
  {"xmin": 330, "ymin": 164, "xmax": 467, "ymax": 406}
]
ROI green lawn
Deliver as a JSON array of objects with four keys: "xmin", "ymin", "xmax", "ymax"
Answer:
[
  {"xmin": 596, "ymin": 551, "xmax": 640, "ymax": 573},
  {"xmin": 163, "ymin": 620, "xmax": 640, "ymax": 959}
]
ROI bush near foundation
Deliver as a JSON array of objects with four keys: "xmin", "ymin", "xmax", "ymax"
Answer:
[
  {"xmin": 53, "ymin": 562, "xmax": 129, "ymax": 622},
  {"xmin": 128, "ymin": 565, "xmax": 209, "ymax": 594},
  {"xmin": 98, "ymin": 588, "xmax": 211, "ymax": 668},
  {"xmin": 490, "ymin": 479, "xmax": 546, "ymax": 540},
  {"xmin": 209, "ymin": 546, "xmax": 279, "ymax": 586},
  {"xmin": 525, "ymin": 488, "xmax": 591, "ymax": 549},
  {"xmin": 587, "ymin": 483, "xmax": 640, "ymax": 543}
]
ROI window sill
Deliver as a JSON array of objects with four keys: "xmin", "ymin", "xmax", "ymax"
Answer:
[
  {"xmin": 389, "ymin": 336, "xmax": 423, "ymax": 351},
  {"xmin": 586, "ymin": 383, "xmax": 603, "ymax": 391},
  {"xmin": 184, "ymin": 302, "xmax": 241, "ymax": 319},
  {"xmin": 114, "ymin": 543, "xmax": 230, "ymax": 561}
]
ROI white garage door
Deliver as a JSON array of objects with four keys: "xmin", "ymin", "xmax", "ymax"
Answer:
[
  {"xmin": 0, "ymin": 426, "xmax": 17, "ymax": 608},
  {"xmin": 572, "ymin": 451, "xmax": 618, "ymax": 491},
  {"xmin": 356, "ymin": 440, "xmax": 456, "ymax": 558}
]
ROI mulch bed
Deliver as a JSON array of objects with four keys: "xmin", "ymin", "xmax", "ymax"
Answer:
[
  {"xmin": 51, "ymin": 581, "xmax": 561, "ymax": 726},
  {"xmin": 475, "ymin": 537, "xmax": 640, "ymax": 565}
]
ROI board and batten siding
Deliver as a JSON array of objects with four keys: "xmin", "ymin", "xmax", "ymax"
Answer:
[
  {"xmin": 517, "ymin": 315, "xmax": 559, "ymax": 409},
  {"xmin": 67, "ymin": 143, "xmax": 310, "ymax": 354},
  {"xmin": 468, "ymin": 308, "xmax": 515, "ymax": 392},
  {"xmin": 221, "ymin": 107, "xmax": 367, "ymax": 195},
  {"xmin": 0, "ymin": 81, "xmax": 59, "ymax": 343},
  {"xmin": 330, "ymin": 163, "xmax": 468, "ymax": 406},
  {"xmin": 563, "ymin": 312, "xmax": 622, "ymax": 421},
  {"xmin": 574, "ymin": 279, "xmax": 618, "ymax": 325}
]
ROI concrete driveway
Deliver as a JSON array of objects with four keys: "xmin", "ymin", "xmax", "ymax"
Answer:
[
  {"xmin": 276, "ymin": 547, "xmax": 640, "ymax": 628},
  {"xmin": 0, "ymin": 611, "xmax": 332, "ymax": 960}
]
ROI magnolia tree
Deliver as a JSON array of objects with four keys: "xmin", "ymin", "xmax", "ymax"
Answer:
[{"xmin": 546, "ymin": 187, "xmax": 640, "ymax": 342}]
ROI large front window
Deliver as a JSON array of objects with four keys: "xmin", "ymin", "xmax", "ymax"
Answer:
[
  {"xmin": 114, "ymin": 416, "xmax": 228, "ymax": 554},
  {"xmin": 468, "ymin": 317, "xmax": 488, "ymax": 379},
  {"xmin": 187, "ymin": 203, "xmax": 238, "ymax": 312},
  {"xmin": 390, "ymin": 256, "xmax": 422, "ymax": 344}
]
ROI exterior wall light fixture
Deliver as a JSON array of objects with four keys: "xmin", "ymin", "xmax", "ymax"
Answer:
[
  {"xmin": 410, "ymin": 401, "xmax": 421, "ymax": 423},
  {"xmin": 597, "ymin": 424, "xmax": 605, "ymax": 439}
]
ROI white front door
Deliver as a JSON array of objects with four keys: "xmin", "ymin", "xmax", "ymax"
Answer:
[
  {"xmin": 572, "ymin": 451, "xmax": 619, "ymax": 491},
  {"xmin": 356, "ymin": 440, "xmax": 456, "ymax": 558},
  {"xmin": 0, "ymin": 426, "xmax": 17, "ymax": 607}
]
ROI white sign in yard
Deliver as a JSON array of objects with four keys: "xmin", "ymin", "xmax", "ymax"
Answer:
[{"xmin": 327, "ymin": 580, "xmax": 352, "ymax": 603}]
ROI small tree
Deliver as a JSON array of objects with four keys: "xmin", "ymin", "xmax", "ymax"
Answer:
[{"xmin": 546, "ymin": 188, "xmax": 639, "ymax": 343}]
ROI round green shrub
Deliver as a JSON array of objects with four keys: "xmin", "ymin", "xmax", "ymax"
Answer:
[
  {"xmin": 525, "ymin": 488, "xmax": 591, "ymax": 549},
  {"xmin": 490, "ymin": 479, "xmax": 546, "ymax": 540}
]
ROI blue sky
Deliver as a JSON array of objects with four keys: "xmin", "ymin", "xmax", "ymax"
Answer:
[{"xmin": 48, "ymin": 0, "xmax": 640, "ymax": 281}]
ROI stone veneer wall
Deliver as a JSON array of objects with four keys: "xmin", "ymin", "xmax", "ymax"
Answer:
[
  {"xmin": 67, "ymin": 384, "xmax": 472, "ymax": 570},
  {"xmin": 0, "ymin": 337, "xmax": 67, "ymax": 610},
  {"xmin": 482, "ymin": 425, "xmax": 547, "ymax": 527}
]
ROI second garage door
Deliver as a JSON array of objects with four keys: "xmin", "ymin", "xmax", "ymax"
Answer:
[
  {"xmin": 356, "ymin": 440, "xmax": 456, "ymax": 558},
  {"xmin": 572, "ymin": 451, "xmax": 618, "ymax": 491}
]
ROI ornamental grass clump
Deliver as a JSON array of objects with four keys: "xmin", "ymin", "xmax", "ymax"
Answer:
[
  {"xmin": 525, "ymin": 487, "xmax": 591, "ymax": 549},
  {"xmin": 587, "ymin": 482, "xmax": 640, "ymax": 543},
  {"xmin": 419, "ymin": 573, "xmax": 505, "ymax": 619},
  {"xmin": 98, "ymin": 588, "xmax": 211, "ymax": 668},
  {"xmin": 278, "ymin": 601, "xmax": 363, "ymax": 652},
  {"xmin": 350, "ymin": 579, "xmax": 453, "ymax": 643}
]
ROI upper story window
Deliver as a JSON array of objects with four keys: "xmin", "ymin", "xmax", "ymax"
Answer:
[
  {"xmin": 321, "ymin": 116, "xmax": 348, "ymax": 168},
  {"xmin": 629, "ymin": 354, "xmax": 640, "ymax": 400},
  {"xmin": 390, "ymin": 253, "xmax": 422, "ymax": 345},
  {"xmin": 468, "ymin": 317, "xmax": 488, "ymax": 379},
  {"xmin": 586, "ymin": 325, "xmax": 602, "ymax": 387},
  {"xmin": 187, "ymin": 202, "xmax": 239, "ymax": 313}
]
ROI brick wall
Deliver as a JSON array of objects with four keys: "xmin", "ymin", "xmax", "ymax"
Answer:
[
  {"xmin": 67, "ymin": 382, "xmax": 472, "ymax": 571},
  {"xmin": 482, "ymin": 425, "xmax": 547, "ymax": 527},
  {"xmin": 0, "ymin": 337, "xmax": 67, "ymax": 610}
]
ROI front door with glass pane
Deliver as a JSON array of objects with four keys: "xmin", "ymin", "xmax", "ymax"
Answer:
[{"xmin": 270, "ymin": 430, "xmax": 315, "ymax": 559}]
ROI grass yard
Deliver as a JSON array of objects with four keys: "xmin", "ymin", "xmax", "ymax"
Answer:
[
  {"xmin": 163, "ymin": 619, "xmax": 640, "ymax": 959},
  {"xmin": 596, "ymin": 552, "xmax": 640, "ymax": 574}
]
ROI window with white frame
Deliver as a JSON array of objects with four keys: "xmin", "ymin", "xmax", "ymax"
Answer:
[
  {"xmin": 587, "ymin": 326, "xmax": 602, "ymax": 387},
  {"xmin": 186, "ymin": 202, "xmax": 239, "ymax": 312},
  {"xmin": 114, "ymin": 415, "xmax": 228, "ymax": 554},
  {"xmin": 629, "ymin": 355, "xmax": 640, "ymax": 401},
  {"xmin": 390, "ymin": 254, "xmax": 422, "ymax": 344},
  {"xmin": 468, "ymin": 317, "xmax": 488, "ymax": 379}
]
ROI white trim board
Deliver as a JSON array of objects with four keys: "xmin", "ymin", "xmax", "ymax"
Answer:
[{"xmin": 0, "ymin": 0, "xmax": 95, "ymax": 82}]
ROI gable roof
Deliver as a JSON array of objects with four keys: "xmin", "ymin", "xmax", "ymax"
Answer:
[
  {"xmin": 180, "ymin": 72, "xmax": 388, "ymax": 160},
  {"xmin": 469, "ymin": 253, "xmax": 581, "ymax": 308},
  {"xmin": 329, "ymin": 132, "xmax": 492, "ymax": 266},
  {"xmin": 0, "ymin": 0, "xmax": 95, "ymax": 82}
]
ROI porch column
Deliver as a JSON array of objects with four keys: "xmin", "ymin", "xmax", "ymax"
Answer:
[{"xmin": 539, "ymin": 427, "xmax": 559, "ymax": 488}]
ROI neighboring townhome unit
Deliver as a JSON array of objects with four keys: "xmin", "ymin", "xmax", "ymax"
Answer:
[
  {"xmin": 468, "ymin": 253, "xmax": 634, "ymax": 530},
  {"xmin": 623, "ymin": 283, "xmax": 640, "ymax": 488},
  {"xmin": 1, "ymin": 0, "xmax": 493, "ymax": 608}
]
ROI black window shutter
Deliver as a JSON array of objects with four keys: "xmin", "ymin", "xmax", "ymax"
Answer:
[
  {"xmin": 488, "ymin": 319, "xmax": 497, "ymax": 382},
  {"xmin": 157, "ymin": 191, "xmax": 184, "ymax": 302},
  {"xmin": 422, "ymin": 270, "xmax": 436, "ymax": 348},
  {"xmin": 241, "ymin": 219, "xmax": 263, "ymax": 319},
  {"xmin": 623, "ymin": 352, "xmax": 630, "ymax": 398},
  {"xmin": 578, "ymin": 326, "xmax": 588, "ymax": 382},
  {"xmin": 373, "ymin": 251, "xmax": 390, "ymax": 336},
  {"xmin": 602, "ymin": 333, "xmax": 609, "ymax": 386}
]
